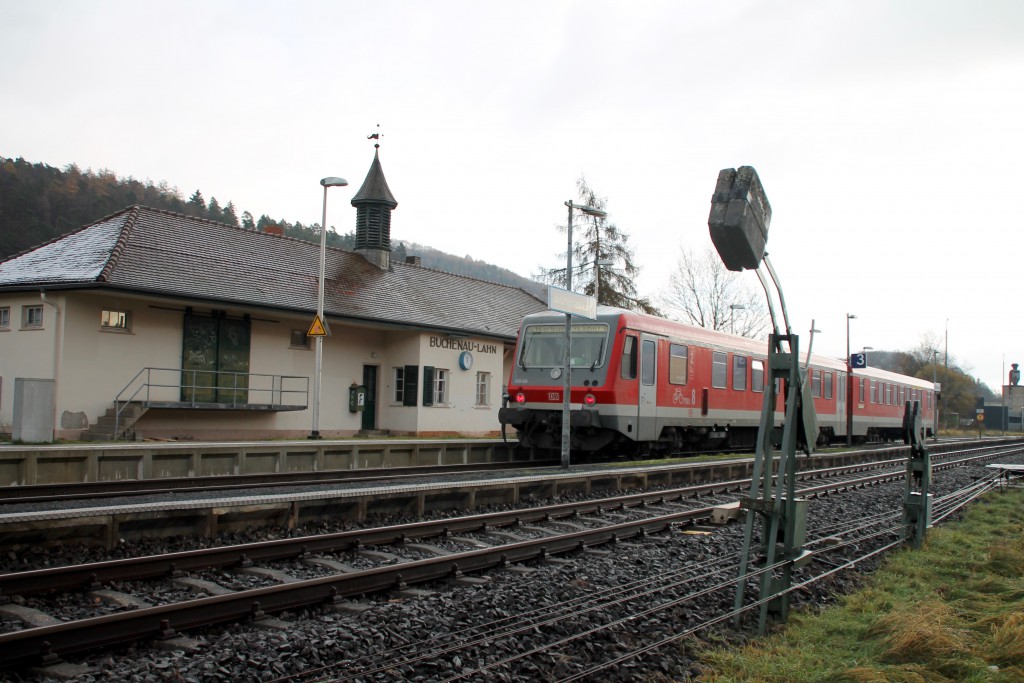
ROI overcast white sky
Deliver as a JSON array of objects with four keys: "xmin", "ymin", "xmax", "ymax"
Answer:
[{"xmin": 3, "ymin": 0, "xmax": 1022, "ymax": 394}]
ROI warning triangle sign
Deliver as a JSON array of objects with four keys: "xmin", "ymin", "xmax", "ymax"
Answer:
[{"xmin": 307, "ymin": 316, "xmax": 329, "ymax": 337}]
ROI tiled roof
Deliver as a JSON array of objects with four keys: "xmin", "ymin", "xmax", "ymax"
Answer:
[{"xmin": 0, "ymin": 206, "xmax": 545, "ymax": 340}]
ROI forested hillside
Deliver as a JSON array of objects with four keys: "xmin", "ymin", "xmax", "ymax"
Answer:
[{"xmin": 0, "ymin": 156, "xmax": 542, "ymax": 294}]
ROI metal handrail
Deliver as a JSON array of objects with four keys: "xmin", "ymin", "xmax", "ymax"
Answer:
[{"xmin": 113, "ymin": 368, "xmax": 309, "ymax": 440}]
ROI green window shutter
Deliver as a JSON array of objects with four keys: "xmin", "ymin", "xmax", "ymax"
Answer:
[
  {"xmin": 422, "ymin": 365, "xmax": 435, "ymax": 407},
  {"xmin": 403, "ymin": 365, "xmax": 419, "ymax": 406}
]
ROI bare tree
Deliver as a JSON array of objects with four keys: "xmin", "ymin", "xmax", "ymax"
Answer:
[
  {"xmin": 659, "ymin": 245, "xmax": 769, "ymax": 338},
  {"xmin": 538, "ymin": 176, "xmax": 658, "ymax": 315}
]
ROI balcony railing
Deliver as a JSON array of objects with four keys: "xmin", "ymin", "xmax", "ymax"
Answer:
[{"xmin": 114, "ymin": 367, "xmax": 309, "ymax": 439}]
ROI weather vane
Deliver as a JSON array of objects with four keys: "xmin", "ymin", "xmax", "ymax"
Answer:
[{"xmin": 367, "ymin": 123, "xmax": 382, "ymax": 149}]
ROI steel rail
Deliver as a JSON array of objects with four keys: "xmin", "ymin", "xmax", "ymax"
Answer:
[
  {"xmin": 2, "ymin": 444, "xmax": 1016, "ymax": 597},
  {"xmin": 1, "ymin": 443, "xmax": 1019, "ymax": 670}
]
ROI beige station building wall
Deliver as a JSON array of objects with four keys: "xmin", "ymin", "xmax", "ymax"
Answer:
[{"xmin": 0, "ymin": 290, "xmax": 517, "ymax": 441}]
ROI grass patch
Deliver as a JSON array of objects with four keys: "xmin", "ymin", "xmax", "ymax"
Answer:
[{"xmin": 698, "ymin": 487, "xmax": 1024, "ymax": 683}]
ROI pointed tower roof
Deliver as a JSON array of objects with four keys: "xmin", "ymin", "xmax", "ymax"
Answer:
[{"xmin": 351, "ymin": 148, "xmax": 397, "ymax": 208}]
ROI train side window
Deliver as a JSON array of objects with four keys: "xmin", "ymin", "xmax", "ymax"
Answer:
[
  {"xmin": 621, "ymin": 335, "xmax": 638, "ymax": 380},
  {"xmin": 811, "ymin": 370, "xmax": 821, "ymax": 398},
  {"xmin": 886, "ymin": 384, "xmax": 892, "ymax": 405},
  {"xmin": 732, "ymin": 355, "xmax": 747, "ymax": 391},
  {"xmin": 751, "ymin": 359, "xmax": 764, "ymax": 392},
  {"xmin": 668, "ymin": 343, "xmax": 688, "ymax": 384},
  {"xmin": 870, "ymin": 381, "xmax": 876, "ymax": 404},
  {"xmin": 712, "ymin": 351, "xmax": 727, "ymax": 389},
  {"xmin": 641, "ymin": 339, "xmax": 656, "ymax": 386},
  {"xmin": 859, "ymin": 379, "xmax": 865, "ymax": 403},
  {"xmin": 824, "ymin": 372, "xmax": 833, "ymax": 399}
]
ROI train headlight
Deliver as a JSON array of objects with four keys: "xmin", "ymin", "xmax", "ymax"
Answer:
[
  {"xmin": 583, "ymin": 393, "xmax": 597, "ymax": 407},
  {"xmin": 515, "ymin": 392, "xmax": 526, "ymax": 404}
]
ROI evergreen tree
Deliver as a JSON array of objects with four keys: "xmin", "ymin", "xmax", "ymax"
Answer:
[
  {"xmin": 186, "ymin": 190, "xmax": 206, "ymax": 218},
  {"xmin": 222, "ymin": 202, "xmax": 239, "ymax": 227},
  {"xmin": 539, "ymin": 176, "xmax": 658, "ymax": 315},
  {"xmin": 241, "ymin": 211, "xmax": 255, "ymax": 230},
  {"xmin": 207, "ymin": 196, "xmax": 223, "ymax": 223}
]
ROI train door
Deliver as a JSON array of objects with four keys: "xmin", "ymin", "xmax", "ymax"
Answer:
[{"xmin": 638, "ymin": 334, "xmax": 658, "ymax": 440}]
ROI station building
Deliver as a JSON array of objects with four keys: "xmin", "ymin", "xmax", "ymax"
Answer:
[{"xmin": 0, "ymin": 151, "xmax": 546, "ymax": 441}]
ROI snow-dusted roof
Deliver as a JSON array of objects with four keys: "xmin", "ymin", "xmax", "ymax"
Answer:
[
  {"xmin": 0, "ymin": 206, "xmax": 545, "ymax": 340},
  {"xmin": 0, "ymin": 212, "xmax": 127, "ymax": 285}
]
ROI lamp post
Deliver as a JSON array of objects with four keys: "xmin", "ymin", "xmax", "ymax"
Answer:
[
  {"xmin": 561, "ymin": 200, "xmax": 607, "ymax": 469},
  {"xmin": 729, "ymin": 304, "xmax": 746, "ymax": 335},
  {"xmin": 933, "ymin": 349, "xmax": 940, "ymax": 440},
  {"xmin": 846, "ymin": 313, "xmax": 856, "ymax": 446},
  {"xmin": 310, "ymin": 176, "xmax": 348, "ymax": 439}
]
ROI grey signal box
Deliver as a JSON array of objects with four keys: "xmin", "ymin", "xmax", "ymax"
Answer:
[{"xmin": 708, "ymin": 166, "xmax": 772, "ymax": 272}]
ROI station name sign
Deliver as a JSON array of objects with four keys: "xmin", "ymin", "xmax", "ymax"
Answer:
[
  {"xmin": 548, "ymin": 286, "xmax": 597, "ymax": 320},
  {"xmin": 429, "ymin": 337, "xmax": 498, "ymax": 354}
]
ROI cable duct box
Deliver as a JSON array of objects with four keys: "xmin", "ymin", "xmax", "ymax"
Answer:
[{"xmin": 708, "ymin": 166, "xmax": 771, "ymax": 272}]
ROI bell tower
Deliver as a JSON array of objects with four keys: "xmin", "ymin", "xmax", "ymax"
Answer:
[{"xmin": 351, "ymin": 144, "xmax": 398, "ymax": 270}]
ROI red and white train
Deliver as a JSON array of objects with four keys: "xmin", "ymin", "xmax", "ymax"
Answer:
[{"xmin": 498, "ymin": 307, "xmax": 937, "ymax": 456}]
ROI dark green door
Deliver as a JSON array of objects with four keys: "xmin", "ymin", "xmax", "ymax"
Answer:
[
  {"xmin": 362, "ymin": 365, "xmax": 377, "ymax": 430},
  {"xmin": 182, "ymin": 313, "xmax": 251, "ymax": 404}
]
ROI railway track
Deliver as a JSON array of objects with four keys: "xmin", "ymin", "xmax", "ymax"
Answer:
[{"xmin": 1, "ymin": 441, "xmax": 1021, "ymax": 673}]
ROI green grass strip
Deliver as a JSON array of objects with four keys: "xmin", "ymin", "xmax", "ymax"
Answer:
[{"xmin": 698, "ymin": 487, "xmax": 1024, "ymax": 682}]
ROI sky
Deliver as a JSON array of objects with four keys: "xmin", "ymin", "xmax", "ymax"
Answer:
[{"xmin": 2, "ymin": 0, "xmax": 1022, "ymax": 394}]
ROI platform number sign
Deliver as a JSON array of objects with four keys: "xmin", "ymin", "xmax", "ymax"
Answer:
[{"xmin": 850, "ymin": 353, "xmax": 867, "ymax": 369}]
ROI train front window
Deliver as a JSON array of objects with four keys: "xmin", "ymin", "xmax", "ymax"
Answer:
[{"xmin": 519, "ymin": 323, "xmax": 610, "ymax": 368}]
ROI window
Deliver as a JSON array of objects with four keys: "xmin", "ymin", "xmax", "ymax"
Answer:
[
  {"xmin": 397, "ymin": 365, "xmax": 418, "ymax": 406},
  {"xmin": 621, "ymin": 335, "xmax": 638, "ymax": 380},
  {"xmin": 824, "ymin": 372, "xmax": 833, "ymax": 400},
  {"xmin": 811, "ymin": 369, "xmax": 821, "ymax": 398},
  {"xmin": 100, "ymin": 309, "xmax": 131, "ymax": 331},
  {"xmin": 519, "ymin": 323, "xmax": 608, "ymax": 368},
  {"xmin": 859, "ymin": 379, "xmax": 865, "ymax": 403},
  {"xmin": 393, "ymin": 367, "xmax": 406, "ymax": 403},
  {"xmin": 290, "ymin": 329, "xmax": 310, "ymax": 349},
  {"xmin": 641, "ymin": 340, "xmax": 656, "ymax": 386},
  {"xmin": 751, "ymin": 359, "xmax": 765, "ymax": 392},
  {"xmin": 712, "ymin": 351, "xmax": 727, "ymax": 388},
  {"xmin": 886, "ymin": 384, "xmax": 892, "ymax": 405},
  {"xmin": 732, "ymin": 355, "xmax": 747, "ymax": 391},
  {"xmin": 22, "ymin": 305, "xmax": 43, "ymax": 329},
  {"xmin": 0, "ymin": 306, "xmax": 9, "ymax": 329},
  {"xmin": 475, "ymin": 372, "xmax": 491, "ymax": 406},
  {"xmin": 870, "ymin": 381, "xmax": 876, "ymax": 404},
  {"xmin": 434, "ymin": 368, "xmax": 449, "ymax": 405},
  {"xmin": 668, "ymin": 344, "xmax": 688, "ymax": 384},
  {"xmin": 432, "ymin": 368, "xmax": 449, "ymax": 405}
]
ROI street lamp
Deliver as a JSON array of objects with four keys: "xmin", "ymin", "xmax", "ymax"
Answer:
[
  {"xmin": 729, "ymin": 304, "xmax": 746, "ymax": 335},
  {"xmin": 932, "ymin": 349, "xmax": 939, "ymax": 440},
  {"xmin": 561, "ymin": 200, "xmax": 607, "ymax": 469},
  {"xmin": 846, "ymin": 313, "xmax": 856, "ymax": 446},
  {"xmin": 310, "ymin": 176, "xmax": 349, "ymax": 439}
]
